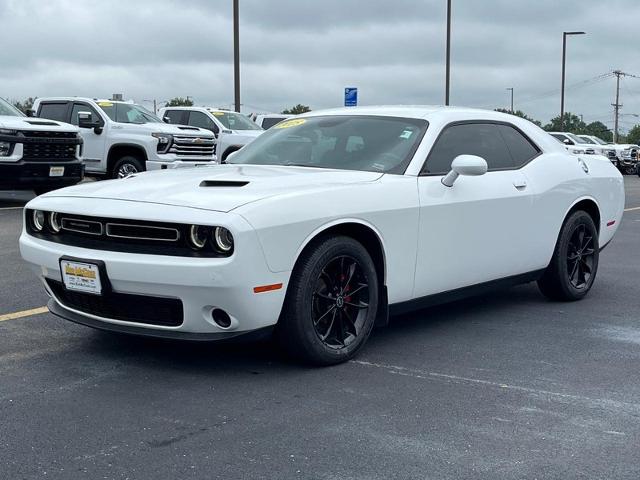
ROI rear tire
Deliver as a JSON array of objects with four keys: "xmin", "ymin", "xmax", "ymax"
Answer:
[
  {"xmin": 277, "ymin": 236, "xmax": 379, "ymax": 366},
  {"xmin": 111, "ymin": 156, "xmax": 144, "ymax": 179},
  {"xmin": 537, "ymin": 210, "xmax": 599, "ymax": 301}
]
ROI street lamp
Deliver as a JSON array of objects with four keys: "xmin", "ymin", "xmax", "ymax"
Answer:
[
  {"xmin": 560, "ymin": 31, "xmax": 585, "ymax": 131},
  {"xmin": 233, "ymin": 0, "xmax": 240, "ymax": 113},
  {"xmin": 506, "ymin": 87, "xmax": 514, "ymax": 113}
]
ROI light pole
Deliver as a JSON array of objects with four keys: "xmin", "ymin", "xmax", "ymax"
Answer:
[
  {"xmin": 506, "ymin": 87, "xmax": 514, "ymax": 113},
  {"xmin": 445, "ymin": 0, "xmax": 451, "ymax": 106},
  {"xmin": 560, "ymin": 31, "xmax": 585, "ymax": 131},
  {"xmin": 233, "ymin": 0, "xmax": 240, "ymax": 113}
]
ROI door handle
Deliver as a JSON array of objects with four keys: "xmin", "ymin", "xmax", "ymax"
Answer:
[{"xmin": 513, "ymin": 179, "xmax": 527, "ymax": 189}]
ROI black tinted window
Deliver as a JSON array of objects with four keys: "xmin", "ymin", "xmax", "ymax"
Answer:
[
  {"xmin": 188, "ymin": 111, "xmax": 215, "ymax": 131},
  {"xmin": 70, "ymin": 103, "xmax": 102, "ymax": 126},
  {"xmin": 262, "ymin": 117, "xmax": 287, "ymax": 129},
  {"xmin": 38, "ymin": 103, "xmax": 68, "ymax": 122},
  {"xmin": 163, "ymin": 110, "xmax": 185, "ymax": 125},
  {"xmin": 496, "ymin": 124, "xmax": 539, "ymax": 166},
  {"xmin": 424, "ymin": 123, "xmax": 514, "ymax": 174}
]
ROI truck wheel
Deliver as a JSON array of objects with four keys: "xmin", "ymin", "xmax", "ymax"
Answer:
[
  {"xmin": 537, "ymin": 210, "xmax": 599, "ymax": 301},
  {"xmin": 111, "ymin": 156, "xmax": 144, "ymax": 179},
  {"xmin": 277, "ymin": 236, "xmax": 379, "ymax": 366}
]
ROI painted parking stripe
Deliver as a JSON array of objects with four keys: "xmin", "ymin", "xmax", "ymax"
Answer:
[
  {"xmin": 0, "ymin": 306, "xmax": 48, "ymax": 322},
  {"xmin": 0, "ymin": 206, "xmax": 23, "ymax": 211},
  {"xmin": 624, "ymin": 206, "xmax": 640, "ymax": 212}
]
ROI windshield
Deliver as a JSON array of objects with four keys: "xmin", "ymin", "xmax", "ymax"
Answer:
[
  {"xmin": 567, "ymin": 133, "xmax": 585, "ymax": 144},
  {"xmin": 592, "ymin": 136, "xmax": 609, "ymax": 145},
  {"xmin": 228, "ymin": 115, "xmax": 428, "ymax": 174},
  {"xmin": 97, "ymin": 101, "xmax": 162, "ymax": 124},
  {"xmin": 208, "ymin": 111, "xmax": 261, "ymax": 131},
  {"xmin": 578, "ymin": 136, "xmax": 595, "ymax": 144},
  {"xmin": 0, "ymin": 97, "xmax": 25, "ymax": 117}
]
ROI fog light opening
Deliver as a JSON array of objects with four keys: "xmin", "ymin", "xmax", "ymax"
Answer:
[{"xmin": 211, "ymin": 308, "xmax": 232, "ymax": 329}]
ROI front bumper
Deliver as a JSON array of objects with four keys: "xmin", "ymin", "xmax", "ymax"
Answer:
[
  {"xmin": 20, "ymin": 227, "xmax": 289, "ymax": 338},
  {"xmin": 147, "ymin": 156, "xmax": 218, "ymax": 171},
  {"xmin": 0, "ymin": 160, "xmax": 84, "ymax": 190}
]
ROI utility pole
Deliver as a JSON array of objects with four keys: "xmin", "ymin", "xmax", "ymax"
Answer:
[
  {"xmin": 445, "ymin": 0, "xmax": 451, "ymax": 106},
  {"xmin": 233, "ymin": 0, "xmax": 241, "ymax": 113},
  {"xmin": 506, "ymin": 87, "xmax": 514, "ymax": 113},
  {"xmin": 560, "ymin": 31, "xmax": 586, "ymax": 131},
  {"xmin": 612, "ymin": 70, "xmax": 622, "ymax": 143}
]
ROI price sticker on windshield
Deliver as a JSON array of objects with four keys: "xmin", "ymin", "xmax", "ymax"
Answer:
[{"xmin": 274, "ymin": 119, "xmax": 306, "ymax": 129}]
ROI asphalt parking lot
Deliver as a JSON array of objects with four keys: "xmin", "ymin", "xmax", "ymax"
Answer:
[{"xmin": 1, "ymin": 179, "xmax": 639, "ymax": 480}]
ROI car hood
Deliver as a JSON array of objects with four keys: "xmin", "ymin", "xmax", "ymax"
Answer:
[
  {"xmin": 44, "ymin": 165, "xmax": 384, "ymax": 213},
  {"xmin": 116, "ymin": 121, "xmax": 215, "ymax": 138},
  {"xmin": 0, "ymin": 115, "xmax": 79, "ymax": 132}
]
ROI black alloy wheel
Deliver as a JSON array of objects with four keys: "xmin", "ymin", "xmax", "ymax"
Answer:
[
  {"xmin": 277, "ymin": 235, "xmax": 379, "ymax": 365},
  {"xmin": 538, "ymin": 210, "xmax": 599, "ymax": 301},
  {"xmin": 312, "ymin": 255, "xmax": 370, "ymax": 349}
]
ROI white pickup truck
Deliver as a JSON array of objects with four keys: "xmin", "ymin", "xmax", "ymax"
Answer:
[
  {"xmin": 33, "ymin": 98, "xmax": 216, "ymax": 178},
  {"xmin": 0, "ymin": 97, "xmax": 83, "ymax": 194},
  {"xmin": 159, "ymin": 107, "xmax": 263, "ymax": 163}
]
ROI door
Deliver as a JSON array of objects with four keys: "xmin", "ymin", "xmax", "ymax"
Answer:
[
  {"xmin": 414, "ymin": 121, "xmax": 542, "ymax": 298},
  {"xmin": 70, "ymin": 103, "xmax": 107, "ymax": 173}
]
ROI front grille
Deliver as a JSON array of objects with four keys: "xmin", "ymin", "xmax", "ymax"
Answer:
[
  {"xmin": 26, "ymin": 211, "xmax": 231, "ymax": 258},
  {"xmin": 19, "ymin": 130, "xmax": 80, "ymax": 162},
  {"xmin": 47, "ymin": 279, "xmax": 183, "ymax": 327},
  {"xmin": 169, "ymin": 135, "xmax": 215, "ymax": 158}
]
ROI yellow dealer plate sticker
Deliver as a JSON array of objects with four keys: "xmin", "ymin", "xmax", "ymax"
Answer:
[
  {"xmin": 61, "ymin": 260, "xmax": 102, "ymax": 295},
  {"xmin": 97, "ymin": 101, "xmax": 113, "ymax": 107},
  {"xmin": 274, "ymin": 118, "xmax": 306, "ymax": 129}
]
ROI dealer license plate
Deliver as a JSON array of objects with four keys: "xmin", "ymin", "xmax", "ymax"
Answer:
[
  {"xmin": 60, "ymin": 260, "xmax": 102, "ymax": 295},
  {"xmin": 49, "ymin": 166, "xmax": 65, "ymax": 177}
]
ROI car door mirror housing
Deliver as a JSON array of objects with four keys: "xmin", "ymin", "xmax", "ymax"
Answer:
[
  {"xmin": 441, "ymin": 154, "xmax": 488, "ymax": 187},
  {"xmin": 77, "ymin": 111, "xmax": 103, "ymax": 134},
  {"xmin": 563, "ymin": 138, "xmax": 573, "ymax": 145},
  {"xmin": 163, "ymin": 116, "xmax": 170, "ymax": 124}
]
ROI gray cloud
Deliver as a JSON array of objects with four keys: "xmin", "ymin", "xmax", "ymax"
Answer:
[{"xmin": 1, "ymin": 0, "xmax": 639, "ymax": 130}]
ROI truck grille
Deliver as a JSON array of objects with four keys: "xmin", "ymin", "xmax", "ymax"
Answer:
[
  {"xmin": 169, "ymin": 135, "xmax": 215, "ymax": 158},
  {"xmin": 19, "ymin": 131, "xmax": 80, "ymax": 162}
]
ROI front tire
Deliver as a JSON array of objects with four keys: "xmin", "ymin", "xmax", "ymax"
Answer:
[
  {"xmin": 538, "ymin": 210, "xmax": 599, "ymax": 301},
  {"xmin": 277, "ymin": 236, "xmax": 379, "ymax": 365},
  {"xmin": 111, "ymin": 156, "xmax": 144, "ymax": 179}
]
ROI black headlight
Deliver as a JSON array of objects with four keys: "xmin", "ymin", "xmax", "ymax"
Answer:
[{"xmin": 152, "ymin": 133, "xmax": 173, "ymax": 154}]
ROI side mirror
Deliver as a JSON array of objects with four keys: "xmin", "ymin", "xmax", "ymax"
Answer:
[
  {"xmin": 563, "ymin": 138, "xmax": 574, "ymax": 146},
  {"xmin": 78, "ymin": 111, "xmax": 103, "ymax": 134},
  {"xmin": 441, "ymin": 154, "xmax": 488, "ymax": 187},
  {"xmin": 163, "ymin": 116, "xmax": 170, "ymax": 124},
  {"xmin": 26, "ymin": 109, "xmax": 36, "ymax": 118}
]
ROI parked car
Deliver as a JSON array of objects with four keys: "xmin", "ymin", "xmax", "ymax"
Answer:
[
  {"xmin": 577, "ymin": 134, "xmax": 638, "ymax": 173},
  {"xmin": 577, "ymin": 135, "xmax": 618, "ymax": 161},
  {"xmin": 253, "ymin": 114, "xmax": 293, "ymax": 130},
  {"xmin": 20, "ymin": 107, "xmax": 624, "ymax": 365},
  {"xmin": 0, "ymin": 97, "xmax": 83, "ymax": 194},
  {"xmin": 159, "ymin": 107, "xmax": 263, "ymax": 163},
  {"xmin": 33, "ymin": 98, "xmax": 216, "ymax": 178},
  {"xmin": 549, "ymin": 132, "xmax": 599, "ymax": 155}
]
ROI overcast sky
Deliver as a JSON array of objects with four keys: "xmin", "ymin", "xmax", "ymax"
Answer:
[{"xmin": 2, "ymin": 0, "xmax": 640, "ymax": 130}]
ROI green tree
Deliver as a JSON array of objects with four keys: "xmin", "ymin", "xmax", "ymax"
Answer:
[
  {"xmin": 544, "ymin": 112, "xmax": 585, "ymax": 132},
  {"xmin": 582, "ymin": 121, "xmax": 612, "ymax": 142},
  {"xmin": 626, "ymin": 124, "xmax": 640, "ymax": 145},
  {"xmin": 13, "ymin": 97, "xmax": 36, "ymax": 114},
  {"xmin": 494, "ymin": 108, "xmax": 542, "ymax": 127},
  {"xmin": 282, "ymin": 104, "xmax": 311, "ymax": 115},
  {"xmin": 166, "ymin": 97, "xmax": 193, "ymax": 107}
]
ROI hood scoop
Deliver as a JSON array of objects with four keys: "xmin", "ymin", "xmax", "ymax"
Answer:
[
  {"xmin": 25, "ymin": 120, "xmax": 59, "ymax": 126},
  {"xmin": 199, "ymin": 180, "xmax": 249, "ymax": 188}
]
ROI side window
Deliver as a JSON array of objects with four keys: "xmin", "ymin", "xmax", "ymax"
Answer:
[
  {"xmin": 70, "ymin": 103, "xmax": 102, "ymax": 126},
  {"xmin": 38, "ymin": 102, "xmax": 69, "ymax": 122},
  {"xmin": 424, "ymin": 123, "xmax": 515, "ymax": 174},
  {"xmin": 188, "ymin": 111, "xmax": 216, "ymax": 132},
  {"xmin": 164, "ymin": 110, "xmax": 185, "ymax": 125},
  {"xmin": 496, "ymin": 124, "xmax": 540, "ymax": 166}
]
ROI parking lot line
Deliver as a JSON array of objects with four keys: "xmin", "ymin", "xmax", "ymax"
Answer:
[
  {"xmin": 625, "ymin": 206, "xmax": 640, "ymax": 212},
  {"xmin": 0, "ymin": 306, "xmax": 48, "ymax": 322},
  {"xmin": 0, "ymin": 206, "xmax": 23, "ymax": 211}
]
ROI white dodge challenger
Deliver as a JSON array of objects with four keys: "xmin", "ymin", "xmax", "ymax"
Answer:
[{"xmin": 20, "ymin": 106, "xmax": 625, "ymax": 365}]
